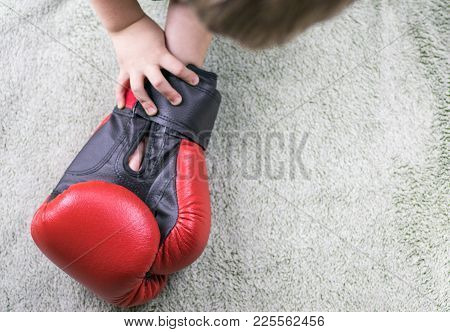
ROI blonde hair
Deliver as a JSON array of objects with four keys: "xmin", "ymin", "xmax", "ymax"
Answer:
[{"xmin": 184, "ymin": 0, "xmax": 354, "ymax": 49}]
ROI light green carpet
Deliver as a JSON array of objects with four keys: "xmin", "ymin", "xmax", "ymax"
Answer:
[{"xmin": 0, "ymin": 0, "xmax": 448, "ymax": 311}]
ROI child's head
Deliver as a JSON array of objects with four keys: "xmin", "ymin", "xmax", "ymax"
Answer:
[{"xmin": 184, "ymin": 0, "xmax": 354, "ymax": 49}]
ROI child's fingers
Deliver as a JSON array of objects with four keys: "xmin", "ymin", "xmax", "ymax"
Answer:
[
  {"xmin": 128, "ymin": 137, "xmax": 147, "ymax": 172},
  {"xmin": 145, "ymin": 65, "xmax": 182, "ymax": 106},
  {"xmin": 116, "ymin": 73, "xmax": 130, "ymax": 109},
  {"xmin": 130, "ymin": 73, "xmax": 157, "ymax": 116},
  {"xmin": 160, "ymin": 53, "xmax": 199, "ymax": 86}
]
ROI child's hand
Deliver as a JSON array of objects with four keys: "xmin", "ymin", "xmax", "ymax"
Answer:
[{"xmin": 110, "ymin": 15, "xmax": 199, "ymax": 115}]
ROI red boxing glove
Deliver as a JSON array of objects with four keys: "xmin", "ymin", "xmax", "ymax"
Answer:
[{"xmin": 31, "ymin": 65, "xmax": 221, "ymax": 307}]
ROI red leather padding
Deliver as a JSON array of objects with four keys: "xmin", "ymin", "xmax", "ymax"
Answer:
[
  {"xmin": 151, "ymin": 140, "xmax": 211, "ymax": 274},
  {"xmin": 31, "ymin": 181, "xmax": 167, "ymax": 307},
  {"xmin": 125, "ymin": 89, "xmax": 137, "ymax": 109}
]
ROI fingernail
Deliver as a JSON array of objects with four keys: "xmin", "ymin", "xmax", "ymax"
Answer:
[
  {"xmin": 145, "ymin": 105, "xmax": 157, "ymax": 116},
  {"xmin": 170, "ymin": 95, "xmax": 182, "ymax": 105},
  {"xmin": 191, "ymin": 76, "xmax": 199, "ymax": 85},
  {"xmin": 117, "ymin": 102, "xmax": 124, "ymax": 109}
]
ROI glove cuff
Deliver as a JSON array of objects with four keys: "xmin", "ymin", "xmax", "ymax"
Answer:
[{"xmin": 133, "ymin": 64, "xmax": 221, "ymax": 150}]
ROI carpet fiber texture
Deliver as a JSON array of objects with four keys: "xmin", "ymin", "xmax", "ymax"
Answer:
[{"xmin": 0, "ymin": 0, "xmax": 448, "ymax": 311}]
